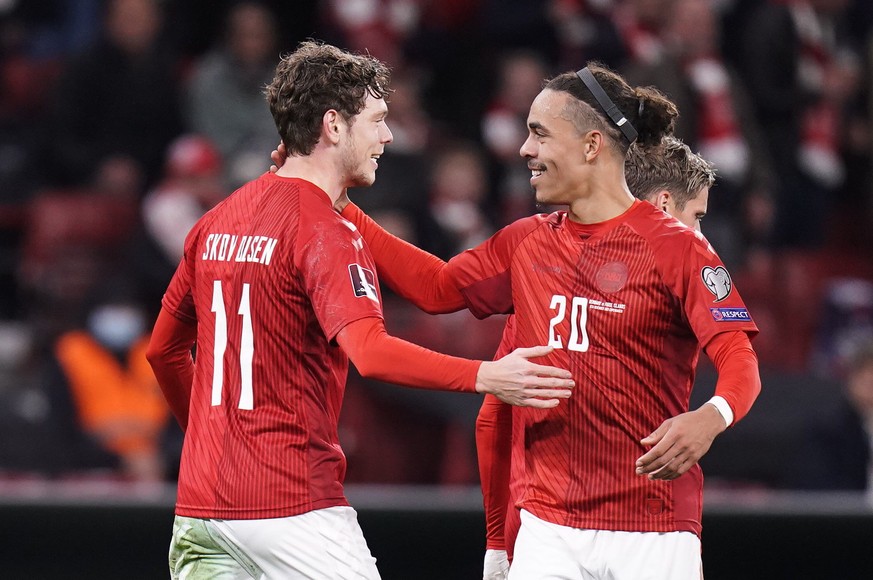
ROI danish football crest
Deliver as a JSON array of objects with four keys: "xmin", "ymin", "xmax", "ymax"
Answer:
[
  {"xmin": 701, "ymin": 266, "xmax": 732, "ymax": 302},
  {"xmin": 595, "ymin": 261, "xmax": 629, "ymax": 293}
]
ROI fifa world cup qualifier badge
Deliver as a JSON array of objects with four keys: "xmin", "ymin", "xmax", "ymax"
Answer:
[{"xmin": 349, "ymin": 263, "xmax": 379, "ymax": 303}]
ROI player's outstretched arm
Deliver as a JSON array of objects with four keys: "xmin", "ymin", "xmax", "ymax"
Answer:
[
  {"xmin": 337, "ymin": 318, "xmax": 573, "ymax": 407},
  {"xmin": 271, "ymin": 142, "xmax": 465, "ymax": 313}
]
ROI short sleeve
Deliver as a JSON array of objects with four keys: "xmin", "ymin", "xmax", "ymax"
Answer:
[
  {"xmin": 673, "ymin": 232, "xmax": 759, "ymax": 346},
  {"xmin": 298, "ymin": 219, "xmax": 384, "ymax": 341},
  {"xmin": 447, "ymin": 216, "xmax": 545, "ymax": 318}
]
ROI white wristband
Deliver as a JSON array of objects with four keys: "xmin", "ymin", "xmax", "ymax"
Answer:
[{"xmin": 706, "ymin": 395, "xmax": 733, "ymax": 427}]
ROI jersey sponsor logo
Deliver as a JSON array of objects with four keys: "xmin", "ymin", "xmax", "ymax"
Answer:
[
  {"xmin": 532, "ymin": 263, "xmax": 561, "ymax": 274},
  {"xmin": 710, "ymin": 307, "xmax": 751, "ymax": 322},
  {"xmin": 348, "ymin": 264, "xmax": 378, "ymax": 303},
  {"xmin": 595, "ymin": 261, "xmax": 629, "ymax": 293},
  {"xmin": 701, "ymin": 265, "xmax": 732, "ymax": 302}
]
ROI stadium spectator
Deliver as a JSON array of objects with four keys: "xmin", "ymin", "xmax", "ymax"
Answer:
[
  {"xmin": 610, "ymin": 0, "xmax": 672, "ymax": 67},
  {"xmin": 42, "ymin": 0, "xmax": 182, "ymax": 189},
  {"xmin": 426, "ymin": 141, "xmax": 496, "ymax": 258},
  {"xmin": 738, "ymin": 0, "xmax": 860, "ymax": 250},
  {"xmin": 185, "ymin": 1, "xmax": 279, "ymax": 190},
  {"xmin": 136, "ymin": 134, "xmax": 225, "ymax": 312},
  {"xmin": 480, "ymin": 50, "xmax": 553, "ymax": 224},
  {"xmin": 623, "ymin": 0, "xmax": 775, "ymax": 269},
  {"xmin": 46, "ymin": 290, "xmax": 170, "ymax": 481},
  {"xmin": 800, "ymin": 339, "xmax": 873, "ymax": 499}
]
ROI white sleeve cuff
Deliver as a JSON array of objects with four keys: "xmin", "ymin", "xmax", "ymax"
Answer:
[{"xmin": 706, "ymin": 395, "xmax": 734, "ymax": 427}]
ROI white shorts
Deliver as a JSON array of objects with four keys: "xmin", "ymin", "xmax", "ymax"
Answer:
[
  {"xmin": 169, "ymin": 506, "xmax": 380, "ymax": 579},
  {"xmin": 508, "ymin": 509, "xmax": 702, "ymax": 580}
]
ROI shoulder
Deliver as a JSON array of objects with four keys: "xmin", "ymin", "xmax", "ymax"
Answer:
[
  {"xmin": 503, "ymin": 211, "xmax": 563, "ymax": 237},
  {"xmin": 629, "ymin": 202, "xmax": 704, "ymax": 249}
]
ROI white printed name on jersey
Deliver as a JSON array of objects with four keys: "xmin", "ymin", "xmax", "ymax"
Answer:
[{"xmin": 202, "ymin": 233, "xmax": 278, "ymax": 265}]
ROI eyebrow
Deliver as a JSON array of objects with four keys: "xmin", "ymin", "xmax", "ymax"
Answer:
[{"xmin": 529, "ymin": 121, "xmax": 548, "ymax": 133}]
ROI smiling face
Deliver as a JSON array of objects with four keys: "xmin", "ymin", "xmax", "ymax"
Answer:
[
  {"xmin": 341, "ymin": 94, "xmax": 393, "ymax": 187},
  {"xmin": 518, "ymin": 89, "xmax": 592, "ymax": 206}
]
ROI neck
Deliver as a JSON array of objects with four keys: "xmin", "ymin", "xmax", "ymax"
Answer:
[
  {"xmin": 275, "ymin": 153, "xmax": 346, "ymax": 205},
  {"xmin": 566, "ymin": 160, "xmax": 635, "ymax": 224}
]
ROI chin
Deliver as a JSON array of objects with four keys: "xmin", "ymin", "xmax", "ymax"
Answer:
[{"xmin": 352, "ymin": 173, "xmax": 376, "ymax": 188}]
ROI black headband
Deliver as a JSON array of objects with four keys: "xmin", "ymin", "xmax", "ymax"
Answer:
[{"xmin": 575, "ymin": 67, "xmax": 638, "ymax": 144}]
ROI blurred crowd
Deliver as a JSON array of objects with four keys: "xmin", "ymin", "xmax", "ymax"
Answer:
[{"xmin": 0, "ymin": 0, "xmax": 872, "ymax": 493}]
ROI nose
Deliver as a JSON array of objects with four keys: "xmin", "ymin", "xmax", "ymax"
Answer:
[
  {"xmin": 519, "ymin": 134, "xmax": 535, "ymax": 158},
  {"xmin": 381, "ymin": 123, "xmax": 394, "ymax": 144}
]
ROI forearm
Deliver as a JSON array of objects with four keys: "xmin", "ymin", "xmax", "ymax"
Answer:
[
  {"xmin": 338, "ymin": 317, "xmax": 480, "ymax": 392},
  {"xmin": 476, "ymin": 395, "xmax": 512, "ymax": 550},
  {"xmin": 146, "ymin": 308, "xmax": 196, "ymax": 430},
  {"xmin": 341, "ymin": 203, "xmax": 466, "ymax": 313},
  {"xmin": 704, "ymin": 331, "xmax": 762, "ymax": 425}
]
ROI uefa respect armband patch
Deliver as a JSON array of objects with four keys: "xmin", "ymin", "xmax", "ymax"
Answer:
[{"xmin": 710, "ymin": 307, "xmax": 751, "ymax": 322}]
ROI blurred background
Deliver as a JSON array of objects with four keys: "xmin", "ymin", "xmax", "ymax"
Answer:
[{"xmin": 1, "ymin": 0, "xmax": 872, "ymax": 578}]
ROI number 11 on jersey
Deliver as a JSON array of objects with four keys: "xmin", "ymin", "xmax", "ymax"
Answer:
[{"xmin": 211, "ymin": 280, "xmax": 255, "ymax": 410}]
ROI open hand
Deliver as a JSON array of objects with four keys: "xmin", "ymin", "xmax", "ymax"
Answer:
[{"xmin": 477, "ymin": 346, "xmax": 574, "ymax": 408}]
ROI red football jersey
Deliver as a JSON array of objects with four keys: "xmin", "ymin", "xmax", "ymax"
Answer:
[
  {"xmin": 450, "ymin": 200, "xmax": 758, "ymax": 536},
  {"xmin": 162, "ymin": 173, "xmax": 383, "ymax": 519}
]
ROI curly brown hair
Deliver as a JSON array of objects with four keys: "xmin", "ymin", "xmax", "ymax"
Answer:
[
  {"xmin": 545, "ymin": 62, "xmax": 678, "ymax": 155},
  {"xmin": 265, "ymin": 41, "xmax": 392, "ymax": 156},
  {"xmin": 625, "ymin": 136, "xmax": 716, "ymax": 209}
]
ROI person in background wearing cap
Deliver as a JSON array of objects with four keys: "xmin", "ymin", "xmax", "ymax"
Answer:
[
  {"xmin": 328, "ymin": 62, "xmax": 762, "ymax": 579},
  {"xmin": 142, "ymin": 134, "xmax": 226, "ymax": 266}
]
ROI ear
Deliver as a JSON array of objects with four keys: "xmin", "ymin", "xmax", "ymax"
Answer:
[
  {"xmin": 322, "ymin": 109, "xmax": 343, "ymax": 145},
  {"xmin": 653, "ymin": 190, "xmax": 672, "ymax": 212},
  {"xmin": 582, "ymin": 130, "xmax": 603, "ymax": 162}
]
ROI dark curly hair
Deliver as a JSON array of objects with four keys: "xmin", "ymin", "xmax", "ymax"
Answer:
[
  {"xmin": 545, "ymin": 62, "xmax": 678, "ymax": 155},
  {"xmin": 265, "ymin": 41, "xmax": 392, "ymax": 156}
]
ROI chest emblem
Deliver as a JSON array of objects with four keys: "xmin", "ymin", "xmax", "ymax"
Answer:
[{"xmin": 595, "ymin": 261, "xmax": 629, "ymax": 293}]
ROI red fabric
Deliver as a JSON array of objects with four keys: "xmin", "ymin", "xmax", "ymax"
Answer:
[
  {"xmin": 477, "ymin": 394, "xmax": 512, "ymax": 550},
  {"xmin": 337, "ymin": 317, "xmax": 479, "ymax": 393},
  {"xmin": 342, "ymin": 202, "xmax": 466, "ymax": 313},
  {"xmin": 161, "ymin": 174, "xmax": 383, "ymax": 519},
  {"xmin": 704, "ymin": 330, "xmax": 762, "ymax": 424},
  {"xmin": 146, "ymin": 307, "xmax": 196, "ymax": 430},
  {"xmin": 451, "ymin": 201, "xmax": 758, "ymax": 536}
]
